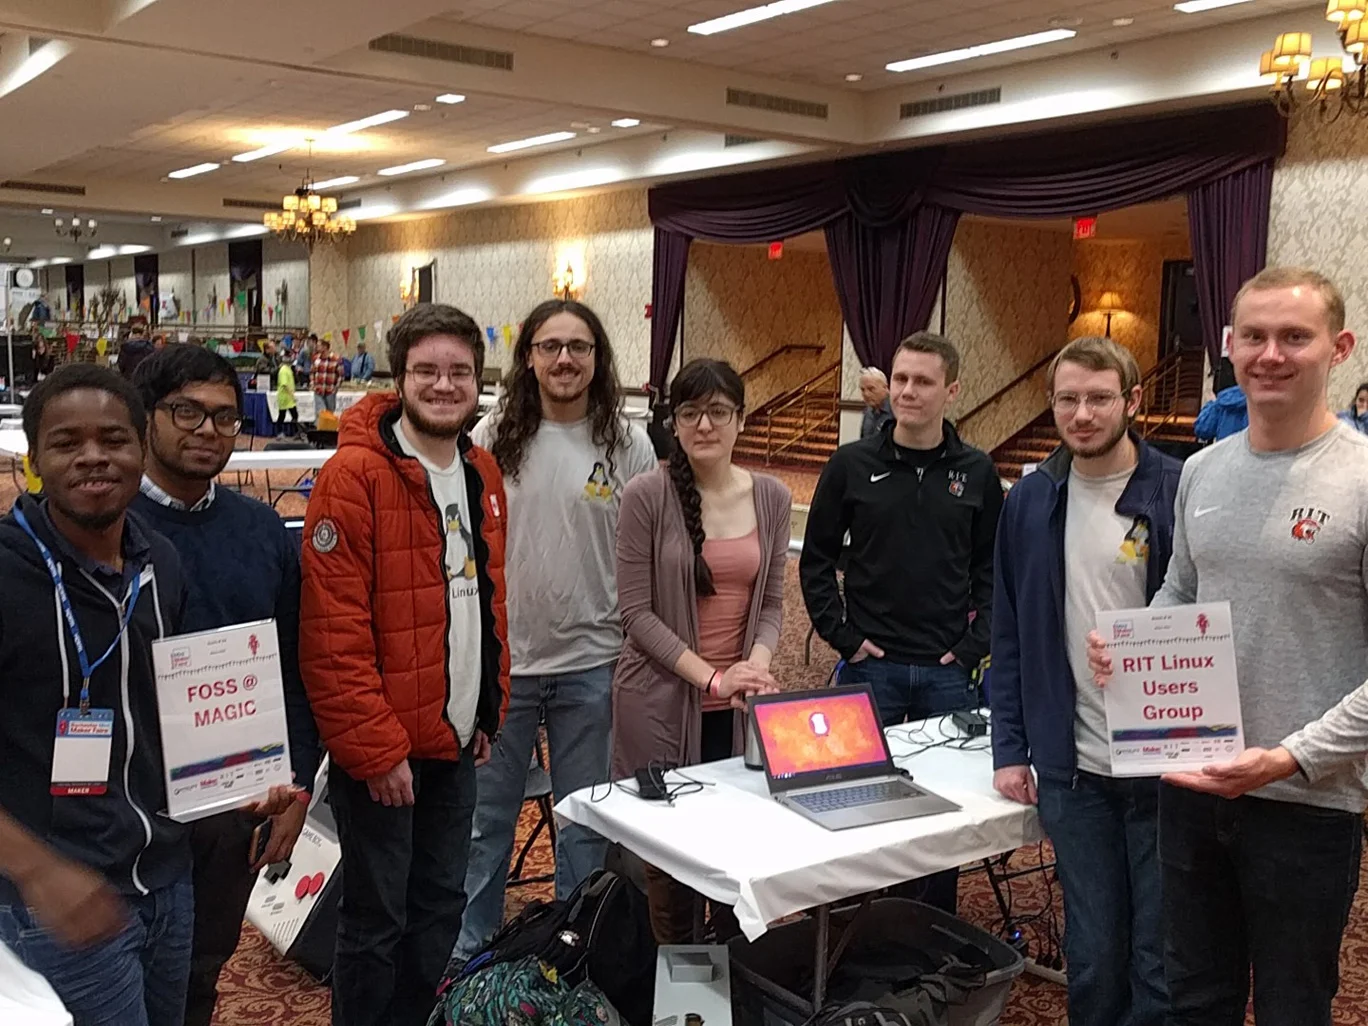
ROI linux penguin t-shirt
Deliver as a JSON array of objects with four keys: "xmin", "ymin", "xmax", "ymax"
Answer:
[{"xmin": 395, "ymin": 418, "xmax": 482, "ymax": 746}]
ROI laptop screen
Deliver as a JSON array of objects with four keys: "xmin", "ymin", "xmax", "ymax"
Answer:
[{"xmin": 753, "ymin": 690, "xmax": 887, "ymax": 783}]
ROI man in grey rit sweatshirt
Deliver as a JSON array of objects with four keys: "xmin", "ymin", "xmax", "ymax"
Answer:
[{"xmin": 1091, "ymin": 266, "xmax": 1368, "ymax": 1026}]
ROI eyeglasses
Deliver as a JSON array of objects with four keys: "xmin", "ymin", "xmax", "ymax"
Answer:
[
  {"xmin": 1051, "ymin": 391, "xmax": 1123, "ymax": 415},
  {"xmin": 158, "ymin": 400, "xmax": 243, "ymax": 437},
  {"xmin": 530, "ymin": 340, "xmax": 596, "ymax": 359},
  {"xmin": 406, "ymin": 364, "xmax": 477, "ymax": 386},
  {"xmin": 674, "ymin": 403, "xmax": 740, "ymax": 428}
]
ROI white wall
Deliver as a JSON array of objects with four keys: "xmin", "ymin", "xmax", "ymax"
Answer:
[
  {"xmin": 262, "ymin": 236, "xmax": 309, "ymax": 331},
  {"xmin": 159, "ymin": 248, "xmax": 192, "ymax": 327}
]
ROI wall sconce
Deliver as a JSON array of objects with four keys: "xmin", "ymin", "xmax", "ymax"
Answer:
[
  {"xmin": 552, "ymin": 262, "xmax": 583, "ymax": 300},
  {"xmin": 1098, "ymin": 290, "xmax": 1123, "ymax": 338}
]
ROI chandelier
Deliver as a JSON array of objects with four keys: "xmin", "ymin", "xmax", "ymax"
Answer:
[
  {"xmin": 1259, "ymin": 0, "xmax": 1368, "ymax": 120},
  {"xmin": 54, "ymin": 215, "xmax": 96, "ymax": 243},
  {"xmin": 263, "ymin": 176, "xmax": 356, "ymax": 248}
]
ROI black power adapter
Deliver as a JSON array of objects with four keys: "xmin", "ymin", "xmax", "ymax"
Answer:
[{"xmin": 952, "ymin": 710, "xmax": 990, "ymax": 738}]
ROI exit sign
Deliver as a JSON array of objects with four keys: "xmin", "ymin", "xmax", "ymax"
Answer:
[
  {"xmin": 1073, "ymin": 216, "xmax": 1097, "ymax": 240},
  {"xmin": 768, "ymin": 241, "xmax": 784, "ymax": 260}
]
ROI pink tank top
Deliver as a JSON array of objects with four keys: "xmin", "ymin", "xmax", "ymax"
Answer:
[{"xmin": 696, "ymin": 529, "xmax": 761, "ymax": 712}]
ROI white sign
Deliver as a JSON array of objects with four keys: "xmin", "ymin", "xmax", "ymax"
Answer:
[
  {"xmin": 152, "ymin": 619, "xmax": 292, "ymax": 822},
  {"xmin": 245, "ymin": 821, "xmax": 340, "ymax": 956},
  {"xmin": 1096, "ymin": 602, "xmax": 1244, "ymax": 777}
]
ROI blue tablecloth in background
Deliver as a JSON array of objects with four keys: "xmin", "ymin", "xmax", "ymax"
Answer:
[{"xmin": 242, "ymin": 391, "xmax": 277, "ymax": 438}]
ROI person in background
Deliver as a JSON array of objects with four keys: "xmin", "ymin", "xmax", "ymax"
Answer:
[
  {"xmin": 0, "ymin": 364, "xmax": 192, "ymax": 1025},
  {"xmin": 300, "ymin": 303, "xmax": 510, "ymax": 1026},
  {"xmin": 254, "ymin": 340, "xmax": 281, "ymax": 390},
  {"xmin": 801, "ymin": 331, "xmax": 1003, "ymax": 912},
  {"xmin": 858, "ymin": 366, "xmax": 894, "ymax": 439},
  {"xmin": 353, "ymin": 341, "xmax": 376, "ymax": 383},
  {"xmin": 130, "ymin": 345, "xmax": 319, "ymax": 1026},
  {"xmin": 613, "ymin": 357, "xmax": 789, "ymax": 943},
  {"xmin": 992, "ymin": 336, "xmax": 1180, "ymax": 1026},
  {"xmin": 1089, "ymin": 267, "xmax": 1368, "ymax": 1025},
  {"xmin": 152, "ymin": 334, "xmax": 168, "ymax": 350},
  {"xmin": 455, "ymin": 299, "xmax": 657, "ymax": 960},
  {"xmin": 275, "ymin": 358, "xmax": 298, "ymax": 438},
  {"xmin": 312, "ymin": 338, "xmax": 343, "ymax": 415},
  {"xmin": 32, "ymin": 334, "xmax": 55, "ymax": 380},
  {"xmin": 295, "ymin": 334, "xmax": 314, "ymax": 389},
  {"xmin": 118, "ymin": 328, "xmax": 156, "ymax": 381},
  {"xmin": 1338, "ymin": 381, "xmax": 1368, "ymax": 434},
  {"xmin": 1193, "ymin": 382, "xmax": 1248, "ymax": 442}
]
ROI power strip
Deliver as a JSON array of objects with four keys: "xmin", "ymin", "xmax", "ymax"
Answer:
[{"xmin": 1023, "ymin": 957, "xmax": 1067, "ymax": 986}]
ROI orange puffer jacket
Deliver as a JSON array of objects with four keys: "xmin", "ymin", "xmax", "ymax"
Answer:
[{"xmin": 299, "ymin": 393, "xmax": 510, "ymax": 781}]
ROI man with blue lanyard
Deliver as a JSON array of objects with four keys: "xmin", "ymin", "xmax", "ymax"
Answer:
[{"xmin": 0, "ymin": 364, "xmax": 291, "ymax": 1026}]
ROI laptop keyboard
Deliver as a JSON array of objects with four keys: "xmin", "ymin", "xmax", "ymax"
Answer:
[{"xmin": 789, "ymin": 779, "xmax": 915, "ymax": 813}]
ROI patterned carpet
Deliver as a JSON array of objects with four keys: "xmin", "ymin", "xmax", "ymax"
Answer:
[{"xmin": 3, "ymin": 461, "xmax": 1366, "ymax": 1025}]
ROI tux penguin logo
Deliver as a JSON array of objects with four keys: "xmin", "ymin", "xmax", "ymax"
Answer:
[
  {"xmin": 1117, "ymin": 519, "xmax": 1150, "ymax": 565},
  {"xmin": 809, "ymin": 711, "xmax": 830, "ymax": 737},
  {"xmin": 445, "ymin": 503, "xmax": 478, "ymax": 580},
  {"xmin": 583, "ymin": 461, "xmax": 613, "ymax": 501}
]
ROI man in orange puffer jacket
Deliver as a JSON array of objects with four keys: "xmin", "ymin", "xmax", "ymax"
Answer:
[{"xmin": 299, "ymin": 303, "xmax": 510, "ymax": 1026}]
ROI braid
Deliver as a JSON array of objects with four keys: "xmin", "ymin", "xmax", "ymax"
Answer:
[{"xmin": 668, "ymin": 442, "xmax": 715, "ymax": 597}]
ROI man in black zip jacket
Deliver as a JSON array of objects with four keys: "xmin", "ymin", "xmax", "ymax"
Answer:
[
  {"xmin": 801, "ymin": 332, "xmax": 1003, "ymax": 910},
  {"xmin": 0, "ymin": 364, "xmax": 194, "ymax": 1026}
]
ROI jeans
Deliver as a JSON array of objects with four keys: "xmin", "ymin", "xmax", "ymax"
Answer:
[
  {"xmin": 456, "ymin": 664, "xmax": 614, "ymax": 958},
  {"xmin": 1, "ymin": 872, "xmax": 194, "ymax": 1026},
  {"xmin": 1160, "ymin": 783, "xmax": 1362, "ymax": 1026},
  {"xmin": 330, "ymin": 751, "xmax": 478, "ymax": 1026},
  {"xmin": 1036, "ymin": 771, "xmax": 1166, "ymax": 1026},
  {"xmin": 184, "ymin": 811, "xmax": 259, "ymax": 1026},
  {"xmin": 318, "ymin": 391, "xmax": 337, "ymax": 414},
  {"xmin": 839, "ymin": 657, "xmax": 975, "ymax": 912}
]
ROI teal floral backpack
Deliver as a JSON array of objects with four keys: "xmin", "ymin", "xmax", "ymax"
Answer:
[{"xmin": 428, "ymin": 954, "xmax": 619, "ymax": 1026}]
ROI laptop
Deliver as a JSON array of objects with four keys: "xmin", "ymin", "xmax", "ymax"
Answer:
[{"xmin": 749, "ymin": 685, "xmax": 960, "ymax": 831}]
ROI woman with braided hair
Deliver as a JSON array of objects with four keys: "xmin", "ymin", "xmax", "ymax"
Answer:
[{"xmin": 611, "ymin": 357, "xmax": 792, "ymax": 943}]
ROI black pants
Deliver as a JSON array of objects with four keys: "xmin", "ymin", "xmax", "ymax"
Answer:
[
  {"xmin": 185, "ymin": 811, "xmax": 259, "ymax": 1026},
  {"xmin": 329, "ymin": 753, "xmax": 478, "ymax": 1026},
  {"xmin": 1160, "ymin": 783, "xmax": 1362, "ymax": 1026},
  {"xmin": 275, "ymin": 407, "xmax": 299, "ymax": 436}
]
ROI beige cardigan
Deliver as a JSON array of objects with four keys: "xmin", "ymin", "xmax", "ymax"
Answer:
[{"xmin": 611, "ymin": 466, "xmax": 792, "ymax": 778}]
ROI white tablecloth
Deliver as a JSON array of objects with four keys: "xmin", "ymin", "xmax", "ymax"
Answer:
[{"xmin": 556, "ymin": 719, "xmax": 1042, "ymax": 940}]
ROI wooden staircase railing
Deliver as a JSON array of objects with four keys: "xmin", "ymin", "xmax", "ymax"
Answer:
[
  {"xmin": 752, "ymin": 361, "xmax": 841, "ymax": 462},
  {"xmin": 736, "ymin": 343, "xmax": 825, "ymax": 381},
  {"xmin": 956, "ymin": 347, "xmax": 1059, "ymax": 427},
  {"xmin": 1136, "ymin": 350, "xmax": 1186, "ymax": 440}
]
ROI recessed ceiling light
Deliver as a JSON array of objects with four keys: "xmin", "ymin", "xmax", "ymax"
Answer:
[
  {"xmin": 435, "ymin": 93, "xmax": 466, "ymax": 104},
  {"xmin": 40, "ymin": 208, "xmax": 52, "ymax": 214},
  {"xmin": 587, "ymin": 126, "xmax": 603, "ymax": 134},
  {"xmin": 376, "ymin": 158, "xmax": 446, "ymax": 176},
  {"xmin": 1173, "ymin": 0, "xmax": 1253, "ymax": 10},
  {"xmin": 844, "ymin": 72, "xmax": 863, "ymax": 81},
  {"xmin": 312, "ymin": 175, "xmax": 360, "ymax": 190},
  {"xmin": 326, "ymin": 109, "xmax": 409, "ymax": 135},
  {"xmin": 650, "ymin": 37, "xmax": 670, "ymax": 47},
  {"xmin": 886, "ymin": 28, "xmax": 1076, "ymax": 72},
  {"xmin": 689, "ymin": 0, "xmax": 840, "ymax": 35},
  {"xmin": 232, "ymin": 141, "xmax": 295, "ymax": 162},
  {"xmin": 413, "ymin": 103, "xmax": 433, "ymax": 112},
  {"xmin": 150, "ymin": 215, "xmax": 163, "ymax": 222},
  {"xmin": 487, "ymin": 131, "xmax": 577, "ymax": 154},
  {"xmin": 167, "ymin": 162, "xmax": 221, "ymax": 179},
  {"xmin": 1047, "ymin": 15, "xmax": 1083, "ymax": 28},
  {"xmin": 1112, "ymin": 16, "xmax": 1135, "ymax": 25},
  {"xmin": 611, "ymin": 118, "xmax": 642, "ymax": 127}
]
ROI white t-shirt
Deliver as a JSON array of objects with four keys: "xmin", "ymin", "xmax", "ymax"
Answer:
[
  {"xmin": 1064, "ymin": 464, "xmax": 1150, "ymax": 776},
  {"xmin": 394, "ymin": 419, "xmax": 482, "ymax": 745},
  {"xmin": 471, "ymin": 413, "xmax": 657, "ymax": 676}
]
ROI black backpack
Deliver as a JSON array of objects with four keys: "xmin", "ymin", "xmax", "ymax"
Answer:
[{"xmin": 440, "ymin": 870, "xmax": 657, "ymax": 1025}]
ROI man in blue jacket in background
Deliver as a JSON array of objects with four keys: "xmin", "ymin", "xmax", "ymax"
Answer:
[{"xmin": 990, "ymin": 336, "xmax": 1181, "ymax": 1026}]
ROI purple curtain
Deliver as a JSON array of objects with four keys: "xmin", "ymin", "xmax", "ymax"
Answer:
[
  {"xmin": 649, "ymin": 162, "xmax": 845, "ymax": 242},
  {"xmin": 825, "ymin": 203, "xmax": 961, "ymax": 371},
  {"xmin": 1187, "ymin": 159, "xmax": 1274, "ymax": 365},
  {"xmin": 649, "ymin": 227, "xmax": 691, "ymax": 393}
]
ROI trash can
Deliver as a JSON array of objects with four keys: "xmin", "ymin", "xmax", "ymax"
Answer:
[{"xmin": 728, "ymin": 898, "xmax": 1024, "ymax": 1026}]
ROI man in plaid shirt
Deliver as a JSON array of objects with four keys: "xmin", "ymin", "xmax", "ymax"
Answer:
[{"xmin": 312, "ymin": 338, "xmax": 344, "ymax": 414}]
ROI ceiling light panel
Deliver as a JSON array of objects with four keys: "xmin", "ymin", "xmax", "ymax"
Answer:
[
  {"xmin": 612, "ymin": 118, "xmax": 641, "ymax": 127},
  {"xmin": 487, "ymin": 131, "xmax": 576, "ymax": 154},
  {"xmin": 436, "ymin": 93, "xmax": 466, "ymax": 104},
  {"xmin": 312, "ymin": 175, "xmax": 360, "ymax": 190},
  {"xmin": 167, "ymin": 162, "xmax": 221, "ymax": 179},
  {"xmin": 377, "ymin": 158, "xmax": 446, "ymax": 176},
  {"xmin": 689, "ymin": 0, "xmax": 842, "ymax": 36},
  {"xmin": 232, "ymin": 141, "xmax": 296, "ymax": 162},
  {"xmin": 1173, "ymin": 0, "xmax": 1254, "ymax": 11},
  {"xmin": 327, "ymin": 109, "xmax": 409, "ymax": 135},
  {"xmin": 887, "ymin": 28, "xmax": 1076, "ymax": 73}
]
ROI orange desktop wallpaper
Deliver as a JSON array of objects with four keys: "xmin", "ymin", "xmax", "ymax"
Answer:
[{"xmin": 755, "ymin": 694, "xmax": 886, "ymax": 777}]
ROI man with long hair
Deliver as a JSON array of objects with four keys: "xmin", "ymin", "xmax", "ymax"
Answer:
[{"xmin": 455, "ymin": 299, "xmax": 656, "ymax": 961}]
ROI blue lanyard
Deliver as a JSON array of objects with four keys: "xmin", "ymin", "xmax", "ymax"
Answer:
[{"xmin": 14, "ymin": 506, "xmax": 142, "ymax": 713}]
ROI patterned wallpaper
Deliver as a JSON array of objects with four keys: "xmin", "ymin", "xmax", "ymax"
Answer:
[
  {"xmin": 1269, "ymin": 112, "xmax": 1368, "ymax": 409},
  {"xmin": 263, "ymin": 236, "xmax": 309, "ymax": 332},
  {"xmin": 341, "ymin": 190, "xmax": 654, "ymax": 382},
  {"xmin": 682, "ymin": 242, "xmax": 843, "ymax": 409},
  {"xmin": 309, "ymin": 242, "xmax": 349, "ymax": 342},
  {"xmin": 939, "ymin": 218, "xmax": 1074, "ymax": 452},
  {"xmin": 1067, "ymin": 235, "xmax": 1193, "ymax": 373}
]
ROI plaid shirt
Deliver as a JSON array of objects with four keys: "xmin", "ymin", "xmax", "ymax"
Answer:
[
  {"xmin": 140, "ymin": 475, "xmax": 216, "ymax": 512},
  {"xmin": 312, "ymin": 353, "xmax": 343, "ymax": 395}
]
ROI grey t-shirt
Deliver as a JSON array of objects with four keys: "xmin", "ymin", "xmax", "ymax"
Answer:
[
  {"xmin": 471, "ymin": 413, "xmax": 657, "ymax": 677},
  {"xmin": 1155, "ymin": 422, "xmax": 1368, "ymax": 812},
  {"xmin": 1065, "ymin": 465, "xmax": 1149, "ymax": 776}
]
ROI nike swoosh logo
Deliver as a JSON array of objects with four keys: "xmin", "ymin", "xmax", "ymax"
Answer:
[
  {"xmin": 1193, "ymin": 506, "xmax": 1221, "ymax": 518},
  {"xmin": 871, "ymin": 472, "xmax": 891, "ymax": 483}
]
